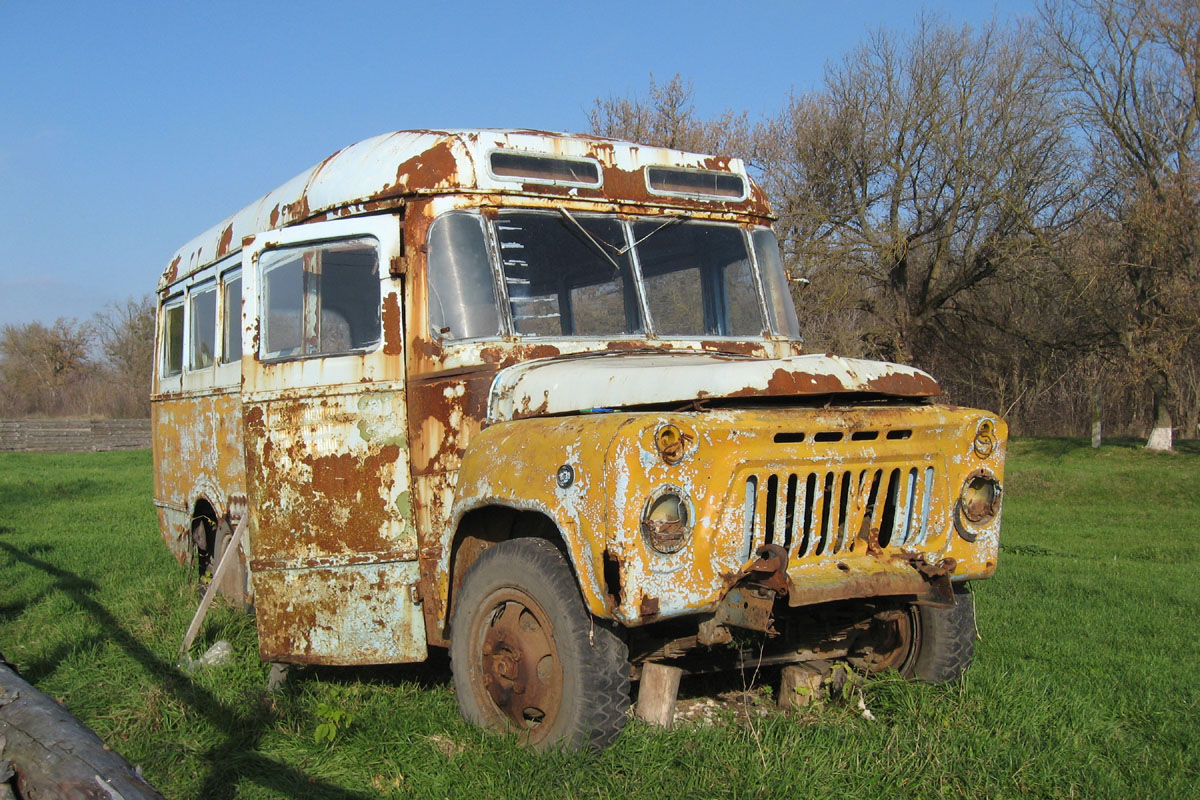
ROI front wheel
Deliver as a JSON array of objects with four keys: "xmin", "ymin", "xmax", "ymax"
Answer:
[
  {"xmin": 449, "ymin": 538, "xmax": 630, "ymax": 750},
  {"xmin": 855, "ymin": 583, "xmax": 976, "ymax": 683},
  {"xmin": 911, "ymin": 583, "xmax": 976, "ymax": 682}
]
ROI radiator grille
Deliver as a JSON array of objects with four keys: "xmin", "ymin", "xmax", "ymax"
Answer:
[{"xmin": 742, "ymin": 466, "xmax": 936, "ymax": 561}]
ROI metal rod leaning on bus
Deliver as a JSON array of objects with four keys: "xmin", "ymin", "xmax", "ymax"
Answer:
[{"xmin": 179, "ymin": 513, "xmax": 248, "ymax": 658}]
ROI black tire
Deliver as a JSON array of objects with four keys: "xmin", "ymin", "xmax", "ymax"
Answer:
[
  {"xmin": 449, "ymin": 538, "xmax": 630, "ymax": 751},
  {"xmin": 912, "ymin": 583, "xmax": 976, "ymax": 683},
  {"xmin": 191, "ymin": 516, "xmax": 215, "ymax": 576}
]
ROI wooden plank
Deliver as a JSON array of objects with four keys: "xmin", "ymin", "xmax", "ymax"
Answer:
[
  {"xmin": 180, "ymin": 513, "xmax": 248, "ymax": 658},
  {"xmin": 0, "ymin": 419, "xmax": 151, "ymax": 452}
]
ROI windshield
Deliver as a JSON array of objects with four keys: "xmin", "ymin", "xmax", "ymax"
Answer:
[{"xmin": 426, "ymin": 209, "xmax": 799, "ymax": 340}]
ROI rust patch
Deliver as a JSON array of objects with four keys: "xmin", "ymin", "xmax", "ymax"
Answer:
[
  {"xmin": 699, "ymin": 155, "xmax": 731, "ymax": 171},
  {"xmin": 745, "ymin": 544, "xmax": 791, "ymax": 594},
  {"xmin": 478, "ymin": 343, "xmax": 563, "ymax": 363},
  {"xmin": 406, "ymin": 369, "xmax": 492, "ymax": 473},
  {"xmin": 282, "ymin": 193, "xmax": 311, "ymax": 226},
  {"xmin": 217, "ymin": 223, "xmax": 234, "ymax": 258},
  {"xmin": 411, "ymin": 333, "xmax": 440, "ymax": 363},
  {"xmin": 639, "ymin": 595, "xmax": 660, "ymax": 619},
  {"xmin": 866, "ymin": 371, "xmax": 942, "ymax": 397},
  {"xmin": 392, "ymin": 138, "xmax": 459, "ymax": 194},
  {"xmin": 165, "ymin": 255, "xmax": 181, "ymax": 285},
  {"xmin": 765, "ymin": 368, "xmax": 847, "ymax": 396},
  {"xmin": 785, "ymin": 571, "xmax": 933, "ymax": 608},
  {"xmin": 699, "ymin": 339, "xmax": 765, "ymax": 355},
  {"xmin": 382, "ymin": 292, "xmax": 403, "ymax": 356}
]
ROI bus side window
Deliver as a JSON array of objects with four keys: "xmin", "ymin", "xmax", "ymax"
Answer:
[
  {"xmin": 161, "ymin": 299, "xmax": 184, "ymax": 377},
  {"xmin": 260, "ymin": 238, "xmax": 381, "ymax": 360},
  {"xmin": 189, "ymin": 282, "xmax": 217, "ymax": 370},
  {"xmin": 221, "ymin": 271, "xmax": 242, "ymax": 364}
]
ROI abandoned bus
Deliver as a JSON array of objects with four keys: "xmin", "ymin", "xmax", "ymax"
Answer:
[{"xmin": 151, "ymin": 129, "xmax": 1006, "ymax": 749}]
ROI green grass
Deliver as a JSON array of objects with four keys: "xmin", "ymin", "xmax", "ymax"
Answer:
[{"xmin": 1, "ymin": 440, "xmax": 1197, "ymax": 799}]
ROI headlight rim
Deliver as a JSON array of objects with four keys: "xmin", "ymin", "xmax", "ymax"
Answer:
[
  {"xmin": 640, "ymin": 484, "xmax": 694, "ymax": 555},
  {"xmin": 954, "ymin": 469, "xmax": 1002, "ymax": 542}
]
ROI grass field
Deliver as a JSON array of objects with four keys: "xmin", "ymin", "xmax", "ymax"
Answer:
[{"xmin": 1, "ymin": 439, "xmax": 1197, "ymax": 799}]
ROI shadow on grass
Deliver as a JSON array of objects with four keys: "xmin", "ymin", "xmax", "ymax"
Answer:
[
  {"xmin": 0, "ymin": 540, "xmax": 374, "ymax": 800},
  {"xmin": 0, "ymin": 600, "xmax": 36, "ymax": 625},
  {"xmin": 288, "ymin": 649, "xmax": 453, "ymax": 693}
]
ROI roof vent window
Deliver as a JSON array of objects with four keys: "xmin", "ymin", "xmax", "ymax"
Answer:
[
  {"xmin": 646, "ymin": 166, "xmax": 746, "ymax": 200},
  {"xmin": 489, "ymin": 151, "xmax": 601, "ymax": 187}
]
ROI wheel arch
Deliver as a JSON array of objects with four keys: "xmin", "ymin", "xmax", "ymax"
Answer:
[{"xmin": 444, "ymin": 501, "xmax": 614, "ymax": 636}]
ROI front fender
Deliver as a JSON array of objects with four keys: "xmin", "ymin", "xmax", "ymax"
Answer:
[{"xmin": 441, "ymin": 414, "xmax": 633, "ymax": 623}]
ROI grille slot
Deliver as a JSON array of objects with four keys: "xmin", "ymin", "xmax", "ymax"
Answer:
[{"xmin": 743, "ymin": 465, "xmax": 936, "ymax": 561}]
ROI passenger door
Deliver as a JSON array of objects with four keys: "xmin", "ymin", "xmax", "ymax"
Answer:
[{"xmin": 240, "ymin": 215, "xmax": 426, "ymax": 664}]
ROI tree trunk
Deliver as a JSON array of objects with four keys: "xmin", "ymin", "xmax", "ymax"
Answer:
[
  {"xmin": 0, "ymin": 658, "xmax": 165, "ymax": 799},
  {"xmin": 1145, "ymin": 372, "xmax": 1174, "ymax": 451},
  {"xmin": 1091, "ymin": 381, "xmax": 1103, "ymax": 448}
]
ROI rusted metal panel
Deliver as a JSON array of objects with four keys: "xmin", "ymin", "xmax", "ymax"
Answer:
[
  {"xmin": 150, "ymin": 391, "xmax": 245, "ymax": 566},
  {"xmin": 442, "ymin": 413, "xmax": 634, "ymax": 623},
  {"xmin": 446, "ymin": 405, "xmax": 1005, "ymax": 630},
  {"xmin": 243, "ymin": 387, "xmax": 414, "ymax": 567},
  {"xmin": 487, "ymin": 352, "xmax": 941, "ymax": 422},
  {"xmin": 255, "ymin": 561, "xmax": 426, "ymax": 664},
  {"xmin": 230, "ymin": 216, "xmax": 421, "ymax": 662}
]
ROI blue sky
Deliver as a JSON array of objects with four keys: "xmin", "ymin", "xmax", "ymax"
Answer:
[{"xmin": 0, "ymin": 0, "xmax": 1035, "ymax": 328}]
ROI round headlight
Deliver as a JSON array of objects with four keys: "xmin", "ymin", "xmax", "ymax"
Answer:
[
  {"xmin": 641, "ymin": 487, "xmax": 692, "ymax": 554},
  {"xmin": 955, "ymin": 471, "xmax": 1002, "ymax": 541}
]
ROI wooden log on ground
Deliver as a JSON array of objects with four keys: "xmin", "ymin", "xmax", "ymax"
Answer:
[
  {"xmin": 635, "ymin": 662, "xmax": 683, "ymax": 729},
  {"xmin": 0, "ymin": 657, "xmax": 165, "ymax": 799}
]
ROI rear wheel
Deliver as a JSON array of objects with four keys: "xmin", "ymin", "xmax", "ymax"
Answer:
[
  {"xmin": 191, "ymin": 515, "xmax": 215, "ymax": 577},
  {"xmin": 449, "ymin": 538, "xmax": 630, "ymax": 750}
]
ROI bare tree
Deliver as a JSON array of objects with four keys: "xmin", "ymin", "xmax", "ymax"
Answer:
[
  {"xmin": 93, "ymin": 295, "xmax": 155, "ymax": 417},
  {"xmin": 588, "ymin": 73, "xmax": 750, "ymax": 156},
  {"xmin": 757, "ymin": 16, "xmax": 1078, "ymax": 365},
  {"xmin": 0, "ymin": 319, "xmax": 93, "ymax": 416},
  {"xmin": 1040, "ymin": 0, "xmax": 1200, "ymax": 450}
]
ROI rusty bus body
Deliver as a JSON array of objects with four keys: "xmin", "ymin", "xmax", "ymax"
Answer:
[{"xmin": 151, "ymin": 129, "xmax": 1006, "ymax": 749}]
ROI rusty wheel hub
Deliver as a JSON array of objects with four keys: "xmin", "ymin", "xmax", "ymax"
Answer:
[
  {"xmin": 859, "ymin": 607, "xmax": 921, "ymax": 674},
  {"xmin": 477, "ymin": 592, "xmax": 562, "ymax": 736}
]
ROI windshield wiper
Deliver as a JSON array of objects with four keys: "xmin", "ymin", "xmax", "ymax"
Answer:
[
  {"xmin": 618, "ymin": 214, "xmax": 688, "ymax": 254},
  {"xmin": 557, "ymin": 208, "xmax": 624, "ymax": 274}
]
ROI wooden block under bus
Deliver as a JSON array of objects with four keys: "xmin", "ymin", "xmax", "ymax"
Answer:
[
  {"xmin": 779, "ymin": 664, "xmax": 825, "ymax": 709},
  {"xmin": 635, "ymin": 662, "xmax": 683, "ymax": 729}
]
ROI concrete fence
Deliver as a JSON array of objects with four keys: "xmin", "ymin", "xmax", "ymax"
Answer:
[{"xmin": 0, "ymin": 418, "xmax": 152, "ymax": 453}]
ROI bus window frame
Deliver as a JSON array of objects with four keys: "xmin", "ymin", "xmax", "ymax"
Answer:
[
  {"xmin": 216, "ymin": 256, "xmax": 243, "ymax": 387},
  {"xmin": 158, "ymin": 293, "xmax": 185, "ymax": 391},
  {"xmin": 255, "ymin": 236, "xmax": 384, "ymax": 363},
  {"xmin": 241, "ymin": 214, "xmax": 403, "ymax": 393},
  {"xmin": 187, "ymin": 278, "xmax": 218, "ymax": 374}
]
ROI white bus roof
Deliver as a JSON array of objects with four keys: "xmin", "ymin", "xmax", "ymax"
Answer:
[{"xmin": 159, "ymin": 129, "xmax": 768, "ymax": 290}]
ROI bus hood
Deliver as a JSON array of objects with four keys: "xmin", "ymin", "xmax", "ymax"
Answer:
[{"xmin": 487, "ymin": 351, "xmax": 941, "ymax": 422}]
